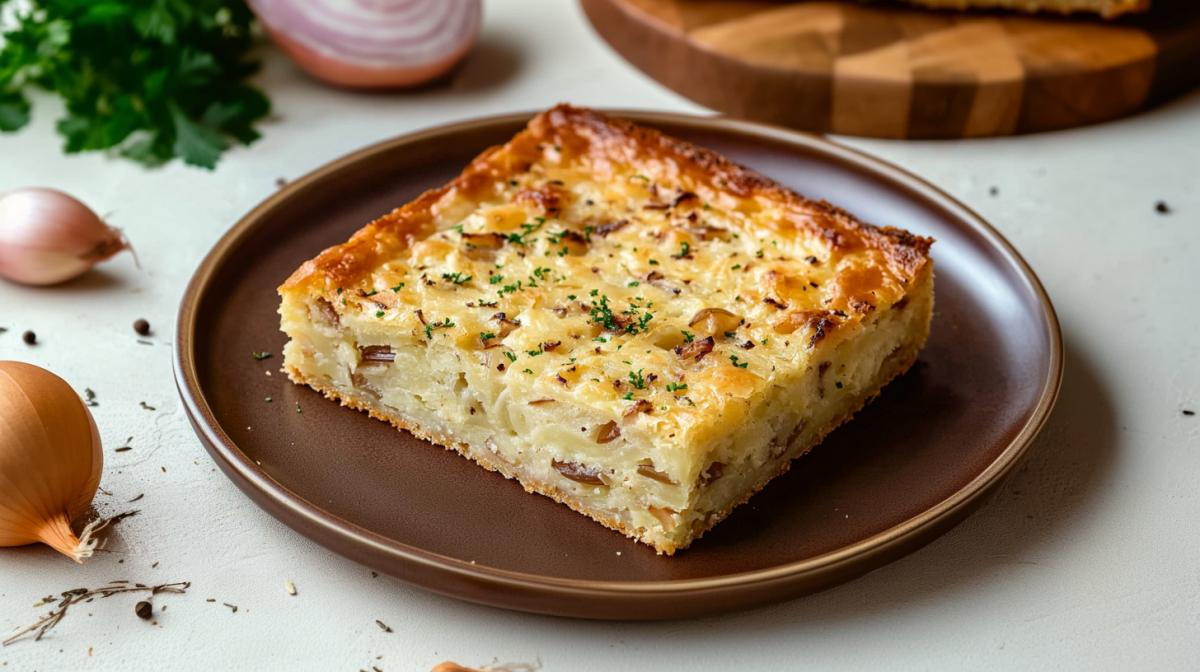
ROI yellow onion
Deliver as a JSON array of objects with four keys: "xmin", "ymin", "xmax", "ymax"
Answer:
[{"xmin": 0, "ymin": 361, "xmax": 104, "ymax": 562}]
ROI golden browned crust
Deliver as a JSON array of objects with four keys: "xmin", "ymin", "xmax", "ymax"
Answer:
[
  {"xmin": 283, "ymin": 337, "xmax": 923, "ymax": 555},
  {"xmin": 281, "ymin": 105, "xmax": 932, "ymax": 296}
]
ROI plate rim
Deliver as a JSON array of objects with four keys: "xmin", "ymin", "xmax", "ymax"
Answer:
[{"xmin": 174, "ymin": 109, "xmax": 1064, "ymax": 608}]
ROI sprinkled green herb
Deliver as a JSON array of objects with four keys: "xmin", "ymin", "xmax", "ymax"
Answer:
[
  {"xmin": 442, "ymin": 272, "xmax": 472, "ymax": 285},
  {"xmin": 264, "ymin": 397, "xmax": 272, "ymax": 402},
  {"xmin": 295, "ymin": 402, "xmax": 302, "ymax": 413},
  {"xmin": 755, "ymin": 249, "xmax": 763, "ymax": 258},
  {"xmin": 424, "ymin": 317, "xmax": 455, "ymax": 340},
  {"xmin": 584, "ymin": 225, "xmax": 594, "ymax": 242},
  {"xmin": 761, "ymin": 338, "xmax": 768, "ymax": 345},
  {"xmin": 724, "ymin": 331, "xmax": 737, "ymax": 339},
  {"xmin": 673, "ymin": 241, "xmax": 691, "ymax": 259},
  {"xmin": 391, "ymin": 283, "xmax": 405, "ymax": 292},
  {"xmin": 480, "ymin": 332, "xmax": 496, "ymax": 341},
  {"xmin": 627, "ymin": 281, "xmax": 639, "ymax": 288},
  {"xmin": 452, "ymin": 223, "xmax": 465, "ymax": 235},
  {"xmin": 731, "ymin": 264, "xmax": 741, "ymax": 270},
  {"xmin": 502, "ymin": 218, "xmax": 545, "ymax": 246},
  {"xmin": 665, "ymin": 382, "xmax": 687, "ymax": 393},
  {"xmin": 835, "ymin": 381, "xmax": 844, "ymax": 389},
  {"xmin": 525, "ymin": 346, "xmax": 544, "ymax": 357},
  {"xmin": 523, "ymin": 369, "xmax": 533, "ymax": 374},
  {"xmin": 341, "ymin": 297, "xmax": 347, "ymax": 305},
  {"xmin": 593, "ymin": 336, "xmax": 608, "ymax": 343},
  {"xmin": 489, "ymin": 274, "xmax": 504, "ymax": 285},
  {"xmin": 365, "ymin": 289, "xmax": 378, "ymax": 296},
  {"xmin": 628, "ymin": 369, "xmax": 646, "ymax": 389},
  {"xmin": 630, "ymin": 175, "xmax": 650, "ymax": 182},
  {"xmin": 649, "ymin": 259, "xmax": 659, "ymax": 265},
  {"xmin": 681, "ymin": 330, "xmax": 695, "ymax": 344},
  {"xmin": 252, "ymin": 351, "xmax": 271, "ymax": 360},
  {"xmin": 504, "ymin": 352, "xmax": 518, "ymax": 362},
  {"xmin": 729, "ymin": 354, "xmax": 748, "ymax": 369},
  {"xmin": 622, "ymin": 392, "xmax": 634, "ymax": 400},
  {"xmin": 567, "ymin": 294, "xmax": 577, "ymax": 300},
  {"xmin": 497, "ymin": 281, "xmax": 524, "ymax": 297},
  {"xmin": 337, "ymin": 287, "xmax": 343, "ymax": 295},
  {"xmin": 510, "ymin": 180, "xmax": 519, "ymax": 186},
  {"xmin": 375, "ymin": 310, "xmax": 385, "ymax": 318}
]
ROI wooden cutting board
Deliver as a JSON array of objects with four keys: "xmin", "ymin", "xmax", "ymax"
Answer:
[{"xmin": 581, "ymin": 0, "xmax": 1200, "ymax": 138}]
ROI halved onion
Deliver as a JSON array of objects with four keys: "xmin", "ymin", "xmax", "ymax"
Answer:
[{"xmin": 249, "ymin": 0, "xmax": 482, "ymax": 89}]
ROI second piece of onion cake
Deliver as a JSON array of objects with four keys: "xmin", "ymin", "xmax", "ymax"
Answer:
[{"xmin": 279, "ymin": 105, "xmax": 934, "ymax": 555}]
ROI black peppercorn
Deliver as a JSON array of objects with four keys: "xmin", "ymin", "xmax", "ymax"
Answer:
[
  {"xmin": 22, "ymin": 330, "xmax": 35, "ymax": 345},
  {"xmin": 135, "ymin": 601, "xmax": 153, "ymax": 619},
  {"xmin": 134, "ymin": 318, "xmax": 150, "ymax": 336}
]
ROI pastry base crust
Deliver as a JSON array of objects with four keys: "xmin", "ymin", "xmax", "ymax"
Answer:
[{"xmin": 284, "ymin": 340, "xmax": 922, "ymax": 555}]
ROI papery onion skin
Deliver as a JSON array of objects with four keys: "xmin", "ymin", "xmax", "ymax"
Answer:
[
  {"xmin": 249, "ymin": 0, "xmax": 482, "ymax": 89},
  {"xmin": 0, "ymin": 188, "xmax": 131, "ymax": 286},
  {"xmin": 0, "ymin": 361, "xmax": 103, "ymax": 562}
]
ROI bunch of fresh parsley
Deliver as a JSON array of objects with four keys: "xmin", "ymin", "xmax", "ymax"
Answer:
[{"xmin": 0, "ymin": 0, "xmax": 270, "ymax": 169}]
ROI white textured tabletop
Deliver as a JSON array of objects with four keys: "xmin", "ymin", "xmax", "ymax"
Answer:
[{"xmin": 2, "ymin": 1, "xmax": 1199, "ymax": 670}]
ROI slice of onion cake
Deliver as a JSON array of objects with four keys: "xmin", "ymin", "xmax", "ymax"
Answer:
[{"xmin": 278, "ymin": 105, "xmax": 934, "ymax": 555}]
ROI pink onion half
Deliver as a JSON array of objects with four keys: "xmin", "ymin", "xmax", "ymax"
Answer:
[{"xmin": 250, "ymin": 0, "xmax": 482, "ymax": 89}]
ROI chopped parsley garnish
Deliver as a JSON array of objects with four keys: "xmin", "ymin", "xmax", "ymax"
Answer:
[
  {"xmin": 337, "ymin": 287, "xmax": 343, "ymax": 295},
  {"xmin": 252, "ymin": 351, "xmax": 271, "ymax": 360},
  {"xmin": 628, "ymin": 369, "xmax": 646, "ymax": 389},
  {"xmin": 630, "ymin": 175, "xmax": 650, "ymax": 182},
  {"xmin": 567, "ymin": 294, "xmax": 577, "ymax": 300},
  {"xmin": 584, "ymin": 225, "xmax": 594, "ymax": 242},
  {"xmin": 673, "ymin": 241, "xmax": 691, "ymax": 259},
  {"xmin": 523, "ymin": 369, "xmax": 533, "ymax": 374},
  {"xmin": 525, "ymin": 347, "xmax": 544, "ymax": 357},
  {"xmin": 424, "ymin": 317, "xmax": 454, "ymax": 340},
  {"xmin": 731, "ymin": 264, "xmax": 742, "ymax": 270},
  {"xmin": 442, "ymin": 272, "xmax": 472, "ymax": 285},
  {"xmin": 665, "ymin": 382, "xmax": 687, "ymax": 393},
  {"xmin": 502, "ymin": 218, "xmax": 545, "ymax": 245},
  {"xmin": 375, "ymin": 310, "xmax": 385, "ymax": 318},
  {"xmin": 627, "ymin": 281, "xmax": 639, "ymax": 288},
  {"xmin": 489, "ymin": 274, "xmax": 504, "ymax": 285},
  {"xmin": 503, "ymin": 352, "xmax": 518, "ymax": 362},
  {"xmin": 480, "ymin": 332, "xmax": 496, "ymax": 341},
  {"xmin": 729, "ymin": 354, "xmax": 748, "ymax": 369},
  {"xmin": 547, "ymin": 230, "xmax": 568, "ymax": 244},
  {"xmin": 365, "ymin": 289, "xmax": 378, "ymax": 296},
  {"xmin": 649, "ymin": 259, "xmax": 659, "ymax": 265},
  {"xmin": 391, "ymin": 283, "xmax": 405, "ymax": 292},
  {"xmin": 755, "ymin": 249, "xmax": 764, "ymax": 258},
  {"xmin": 497, "ymin": 281, "xmax": 524, "ymax": 297},
  {"xmin": 681, "ymin": 330, "xmax": 695, "ymax": 344},
  {"xmin": 510, "ymin": 180, "xmax": 519, "ymax": 186},
  {"xmin": 761, "ymin": 338, "xmax": 769, "ymax": 345},
  {"xmin": 835, "ymin": 381, "xmax": 844, "ymax": 389},
  {"xmin": 622, "ymin": 392, "xmax": 634, "ymax": 400},
  {"xmin": 724, "ymin": 331, "xmax": 737, "ymax": 338}
]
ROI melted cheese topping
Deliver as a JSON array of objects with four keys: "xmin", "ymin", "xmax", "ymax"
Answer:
[{"xmin": 282, "ymin": 106, "xmax": 931, "ymax": 448}]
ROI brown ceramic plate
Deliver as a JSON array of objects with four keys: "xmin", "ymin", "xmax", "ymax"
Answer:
[{"xmin": 175, "ymin": 110, "xmax": 1062, "ymax": 620}]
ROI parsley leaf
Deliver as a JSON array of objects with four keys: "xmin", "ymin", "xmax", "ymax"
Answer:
[{"xmin": 0, "ymin": 0, "xmax": 270, "ymax": 168}]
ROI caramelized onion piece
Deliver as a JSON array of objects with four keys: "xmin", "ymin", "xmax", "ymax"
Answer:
[
  {"xmin": 552, "ymin": 459, "xmax": 605, "ymax": 485},
  {"xmin": 595, "ymin": 420, "xmax": 620, "ymax": 444},
  {"xmin": 358, "ymin": 345, "xmax": 395, "ymax": 362},
  {"xmin": 491, "ymin": 312, "xmax": 521, "ymax": 338},
  {"xmin": 527, "ymin": 398, "xmax": 556, "ymax": 405},
  {"xmin": 674, "ymin": 336, "xmax": 714, "ymax": 362},
  {"xmin": 312, "ymin": 298, "xmax": 340, "ymax": 329},
  {"xmin": 700, "ymin": 462, "xmax": 725, "ymax": 486},
  {"xmin": 623, "ymin": 399, "xmax": 653, "ymax": 418},
  {"xmin": 637, "ymin": 462, "xmax": 677, "ymax": 485},
  {"xmin": 688, "ymin": 307, "xmax": 740, "ymax": 335}
]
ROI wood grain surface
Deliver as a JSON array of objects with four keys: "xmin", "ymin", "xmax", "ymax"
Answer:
[{"xmin": 581, "ymin": 0, "xmax": 1200, "ymax": 138}]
